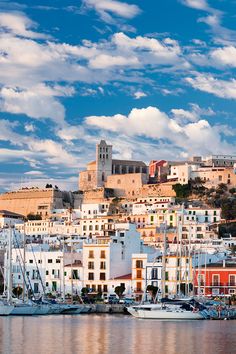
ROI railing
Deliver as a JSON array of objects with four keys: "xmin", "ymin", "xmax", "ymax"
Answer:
[{"xmin": 210, "ymin": 282, "xmax": 225, "ymax": 287}]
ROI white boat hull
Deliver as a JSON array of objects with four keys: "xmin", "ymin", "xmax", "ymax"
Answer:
[
  {"xmin": 33, "ymin": 305, "xmax": 51, "ymax": 315},
  {"xmin": 11, "ymin": 305, "xmax": 38, "ymax": 316},
  {"xmin": 0, "ymin": 304, "xmax": 14, "ymax": 316},
  {"xmin": 128, "ymin": 306, "xmax": 203, "ymax": 320}
]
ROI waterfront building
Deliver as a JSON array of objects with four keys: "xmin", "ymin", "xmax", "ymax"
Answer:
[
  {"xmin": 82, "ymin": 223, "xmax": 141, "ymax": 295},
  {"xmin": 9, "ymin": 244, "xmax": 83, "ymax": 296},
  {"xmin": 131, "ymin": 253, "xmax": 194, "ymax": 300},
  {"xmin": 194, "ymin": 260, "xmax": 236, "ymax": 297}
]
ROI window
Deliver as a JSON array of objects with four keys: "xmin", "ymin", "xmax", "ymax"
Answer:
[
  {"xmin": 136, "ymin": 270, "xmax": 142, "ymax": 279},
  {"xmin": 103, "ymin": 285, "xmax": 108, "ymax": 292},
  {"xmin": 165, "ymin": 272, "xmax": 169, "ymax": 281},
  {"xmin": 73, "ymin": 270, "xmax": 79, "ymax": 280},
  {"xmin": 117, "ymin": 179, "xmax": 121, "ymax": 185},
  {"xmin": 205, "ymin": 217, "xmax": 208, "ymax": 222},
  {"xmin": 212, "ymin": 274, "xmax": 219, "ymax": 286},
  {"xmin": 56, "ymin": 259, "xmax": 60, "ymax": 263},
  {"xmin": 97, "ymin": 285, "xmax": 102, "ymax": 293},
  {"xmin": 136, "ymin": 260, "xmax": 143, "ymax": 268},
  {"xmin": 229, "ymin": 275, "xmax": 236, "ymax": 286},
  {"xmin": 100, "ymin": 273, "xmax": 106, "ymax": 281},
  {"xmin": 151, "ymin": 268, "xmax": 158, "ymax": 280},
  {"xmin": 100, "ymin": 250, "xmax": 106, "ymax": 259},
  {"xmin": 100, "ymin": 262, "xmax": 106, "ymax": 270},
  {"xmin": 29, "ymin": 260, "xmax": 33, "ymax": 264},
  {"xmin": 136, "ymin": 282, "xmax": 142, "ymax": 292},
  {"xmin": 46, "ymin": 270, "xmax": 49, "ymax": 275},
  {"xmin": 150, "ymin": 215, "xmax": 154, "ymax": 222},
  {"xmin": 89, "ymin": 250, "xmax": 94, "ymax": 258},
  {"xmin": 88, "ymin": 262, "xmax": 94, "ymax": 269},
  {"xmin": 48, "ymin": 259, "xmax": 53, "ymax": 263},
  {"xmin": 88, "ymin": 273, "xmax": 94, "ymax": 280}
]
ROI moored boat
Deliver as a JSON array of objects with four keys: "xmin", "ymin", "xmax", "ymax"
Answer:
[{"xmin": 127, "ymin": 303, "xmax": 204, "ymax": 320}]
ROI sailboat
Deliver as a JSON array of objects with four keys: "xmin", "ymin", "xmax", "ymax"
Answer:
[{"xmin": 128, "ymin": 217, "xmax": 204, "ymax": 320}]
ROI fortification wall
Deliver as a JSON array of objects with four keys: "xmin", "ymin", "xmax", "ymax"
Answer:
[{"xmin": 0, "ymin": 188, "xmax": 64, "ymax": 217}]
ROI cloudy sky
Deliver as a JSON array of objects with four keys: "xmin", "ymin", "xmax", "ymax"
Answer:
[{"xmin": 0, "ymin": 0, "xmax": 236, "ymax": 192}]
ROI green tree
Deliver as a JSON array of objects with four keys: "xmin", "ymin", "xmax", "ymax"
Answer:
[
  {"xmin": 27, "ymin": 213, "xmax": 42, "ymax": 220},
  {"xmin": 146, "ymin": 285, "xmax": 158, "ymax": 300},
  {"xmin": 114, "ymin": 285, "xmax": 125, "ymax": 298},
  {"xmin": 12, "ymin": 286, "xmax": 23, "ymax": 298},
  {"xmin": 172, "ymin": 183, "xmax": 191, "ymax": 198}
]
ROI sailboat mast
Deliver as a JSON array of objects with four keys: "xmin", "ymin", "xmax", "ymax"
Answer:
[
  {"xmin": 23, "ymin": 223, "xmax": 26, "ymax": 302},
  {"xmin": 161, "ymin": 222, "xmax": 167, "ymax": 298},
  {"xmin": 62, "ymin": 236, "xmax": 65, "ymax": 302},
  {"xmin": 70, "ymin": 235, "xmax": 73, "ymax": 304},
  {"xmin": 7, "ymin": 226, "xmax": 12, "ymax": 303}
]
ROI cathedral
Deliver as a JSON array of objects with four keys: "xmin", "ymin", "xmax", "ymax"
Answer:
[{"xmin": 79, "ymin": 140, "xmax": 148, "ymax": 192}]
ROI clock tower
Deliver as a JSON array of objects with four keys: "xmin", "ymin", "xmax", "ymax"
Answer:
[{"xmin": 96, "ymin": 140, "xmax": 112, "ymax": 187}]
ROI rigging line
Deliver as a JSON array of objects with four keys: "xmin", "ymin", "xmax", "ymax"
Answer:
[
  {"xmin": 13, "ymin": 229, "xmax": 34, "ymax": 298},
  {"xmin": 30, "ymin": 243, "xmax": 46, "ymax": 297}
]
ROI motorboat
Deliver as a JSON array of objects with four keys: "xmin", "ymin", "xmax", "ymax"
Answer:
[{"xmin": 127, "ymin": 300, "xmax": 204, "ymax": 320}]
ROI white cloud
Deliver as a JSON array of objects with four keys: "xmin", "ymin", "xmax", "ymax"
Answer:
[
  {"xmin": 210, "ymin": 46, "xmax": 236, "ymax": 67},
  {"xmin": 0, "ymin": 85, "xmax": 68, "ymax": 123},
  {"xmin": 24, "ymin": 170, "xmax": 44, "ymax": 176},
  {"xmin": 85, "ymin": 105, "xmax": 233, "ymax": 156},
  {"xmin": 89, "ymin": 53, "xmax": 139, "ymax": 69},
  {"xmin": 171, "ymin": 103, "xmax": 214, "ymax": 123},
  {"xmin": 24, "ymin": 123, "xmax": 35, "ymax": 132},
  {"xmin": 186, "ymin": 74, "xmax": 236, "ymax": 99},
  {"xmin": 133, "ymin": 91, "xmax": 147, "ymax": 99},
  {"xmin": 181, "ymin": 0, "xmax": 209, "ymax": 11},
  {"xmin": 0, "ymin": 12, "xmax": 49, "ymax": 38},
  {"xmin": 83, "ymin": 0, "xmax": 141, "ymax": 22},
  {"xmin": 27, "ymin": 139, "xmax": 78, "ymax": 167}
]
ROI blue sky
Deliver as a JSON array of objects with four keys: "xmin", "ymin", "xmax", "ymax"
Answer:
[{"xmin": 0, "ymin": 0, "xmax": 236, "ymax": 192}]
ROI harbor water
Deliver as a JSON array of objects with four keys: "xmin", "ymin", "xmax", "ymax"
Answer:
[{"xmin": 0, "ymin": 314, "xmax": 235, "ymax": 354}]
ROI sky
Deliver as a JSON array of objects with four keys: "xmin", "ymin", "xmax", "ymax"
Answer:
[{"xmin": 0, "ymin": 0, "xmax": 236, "ymax": 192}]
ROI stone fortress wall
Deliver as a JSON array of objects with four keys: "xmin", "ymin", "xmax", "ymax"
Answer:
[{"xmin": 0, "ymin": 188, "xmax": 64, "ymax": 218}]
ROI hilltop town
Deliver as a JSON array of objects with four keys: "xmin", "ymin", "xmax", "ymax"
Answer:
[{"xmin": 0, "ymin": 140, "xmax": 236, "ymax": 302}]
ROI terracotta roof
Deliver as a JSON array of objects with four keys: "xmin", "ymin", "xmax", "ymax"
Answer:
[{"xmin": 113, "ymin": 273, "xmax": 132, "ymax": 280}]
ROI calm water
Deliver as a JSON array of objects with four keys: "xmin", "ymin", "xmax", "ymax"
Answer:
[{"xmin": 0, "ymin": 314, "xmax": 235, "ymax": 354}]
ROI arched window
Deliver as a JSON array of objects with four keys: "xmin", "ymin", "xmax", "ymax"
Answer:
[{"xmin": 88, "ymin": 174, "xmax": 91, "ymax": 182}]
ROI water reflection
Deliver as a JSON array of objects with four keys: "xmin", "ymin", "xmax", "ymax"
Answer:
[{"xmin": 0, "ymin": 315, "xmax": 235, "ymax": 354}]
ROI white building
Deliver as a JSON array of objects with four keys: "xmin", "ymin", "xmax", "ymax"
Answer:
[
  {"xmin": 82, "ymin": 223, "xmax": 141, "ymax": 295},
  {"xmin": 9, "ymin": 244, "xmax": 83, "ymax": 296}
]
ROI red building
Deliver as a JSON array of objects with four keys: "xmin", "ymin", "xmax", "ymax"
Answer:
[
  {"xmin": 194, "ymin": 261, "xmax": 236, "ymax": 297},
  {"xmin": 149, "ymin": 160, "xmax": 167, "ymax": 180}
]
